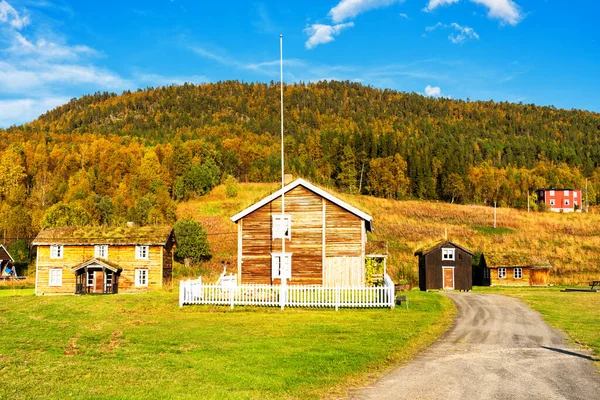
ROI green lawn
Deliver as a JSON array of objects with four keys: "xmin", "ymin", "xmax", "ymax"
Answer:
[
  {"xmin": 473, "ymin": 286, "xmax": 600, "ymax": 368},
  {"xmin": 0, "ymin": 288, "xmax": 34, "ymax": 296},
  {"xmin": 0, "ymin": 290, "xmax": 454, "ymax": 399}
]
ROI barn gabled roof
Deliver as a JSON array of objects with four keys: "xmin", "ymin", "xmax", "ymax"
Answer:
[
  {"xmin": 0, "ymin": 244, "xmax": 14, "ymax": 263},
  {"xmin": 230, "ymin": 178, "xmax": 373, "ymax": 231},
  {"xmin": 414, "ymin": 240, "xmax": 474, "ymax": 256},
  {"xmin": 32, "ymin": 225, "xmax": 174, "ymax": 246},
  {"xmin": 71, "ymin": 258, "xmax": 122, "ymax": 273}
]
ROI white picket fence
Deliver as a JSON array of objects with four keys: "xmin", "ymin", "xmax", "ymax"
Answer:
[{"xmin": 179, "ymin": 274, "xmax": 396, "ymax": 310}]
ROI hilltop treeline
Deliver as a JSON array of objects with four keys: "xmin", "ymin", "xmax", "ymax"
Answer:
[{"xmin": 1, "ymin": 80, "xmax": 600, "ymax": 244}]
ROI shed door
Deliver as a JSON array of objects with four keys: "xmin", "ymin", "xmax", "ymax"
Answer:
[
  {"xmin": 443, "ymin": 267, "xmax": 454, "ymax": 290},
  {"xmin": 94, "ymin": 271, "xmax": 104, "ymax": 293}
]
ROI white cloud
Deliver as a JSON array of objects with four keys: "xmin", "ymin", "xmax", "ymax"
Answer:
[
  {"xmin": 304, "ymin": 22, "xmax": 355, "ymax": 49},
  {"xmin": 425, "ymin": 85, "xmax": 442, "ymax": 97},
  {"xmin": 9, "ymin": 32, "xmax": 98, "ymax": 60},
  {"xmin": 0, "ymin": 96, "xmax": 69, "ymax": 127},
  {"xmin": 399, "ymin": 13, "xmax": 408, "ymax": 19},
  {"xmin": 329, "ymin": 0, "xmax": 400, "ymax": 23},
  {"xmin": 424, "ymin": 0, "xmax": 522, "ymax": 25},
  {"xmin": 423, "ymin": 0, "xmax": 459, "ymax": 12},
  {"xmin": 425, "ymin": 22, "xmax": 479, "ymax": 44},
  {"xmin": 0, "ymin": 0, "xmax": 29, "ymax": 29},
  {"xmin": 470, "ymin": 0, "xmax": 521, "ymax": 25}
]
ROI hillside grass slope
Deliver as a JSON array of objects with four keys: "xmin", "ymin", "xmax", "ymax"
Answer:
[{"xmin": 178, "ymin": 182, "xmax": 600, "ymax": 285}]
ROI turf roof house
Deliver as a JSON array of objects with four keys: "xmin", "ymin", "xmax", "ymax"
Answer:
[
  {"xmin": 415, "ymin": 240, "xmax": 473, "ymax": 291},
  {"xmin": 230, "ymin": 178, "xmax": 374, "ymax": 286},
  {"xmin": 32, "ymin": 225, "xmax": 175, "ymax": 295},
  {"xmin": 484, "ymin": 253, "xmax": 552, "ymax": 287}
]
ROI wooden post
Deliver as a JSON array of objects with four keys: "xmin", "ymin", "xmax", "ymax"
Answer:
[{"xmin": 179, "ymin": 280, "xmax": 184, "ymax": 307}]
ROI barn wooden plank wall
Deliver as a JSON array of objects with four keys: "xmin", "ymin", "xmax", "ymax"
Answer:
[{"xmin": 240, "ymin": 185, "xmax": 366, "ymax": 286}]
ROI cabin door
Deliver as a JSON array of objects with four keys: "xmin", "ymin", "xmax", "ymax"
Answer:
[
  {"xmin": 443, "ymin": 267, "xmax": 454, "ymax": 290},
  {"xmin": 94, "ymin": 271, "xmax": 104, "ymax": 293}
]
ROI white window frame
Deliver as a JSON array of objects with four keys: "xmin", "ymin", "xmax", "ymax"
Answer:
[
  {"xmin": 49, "ymin": 268, "xmax": 63, "ymax": 286},
  {"xmin": 574, "ymin": 191, "xmax": 578, "ymax": 198},
  {"xmin": 272, "ymin": 215, "xmax": 291, "ymax": 240},
  {"xmin": 549, "ymin": 199, "xmax": 555, "ymax": 206},
  {"xmin": 564, "ymin": 199, "xmax": 570, "ymax": 206},
  {"xmin": 135, "ymin": 245, "xmax": 149, "ymax": 260},
  {"xmin": 514, "ymin": 267, "xmax": 523, "ymax": 279},
  {"xmin": 94, "ymin": 245, "xmax": 108, "ymax": 259},
  {"xmin": 271, "ymin": 252, "xmax": 292, "ymax": 280},
  {"xmin": 549, "ymin": 190, "xmax": 555, "ymax": 196},
  {"xmin": 564, "ymin": 190, "xmax": 569, "ymax": 196},
  {"xmin": 87, "ymin": 271, "xmax": 95, "ymax": 287},
  {"xmin": 498, "ymin": 267, "xmax": 507, "ymax": 279},
  {"xmin": 50, "ymin": 245, "xmax": 64, "ymax": 259},
  {"xmin": 135, "ymin": 269, "xmax": 148, "ymax": 287},
  {"xmin": 441, "ymin": 248, "xmax": 455, "ymax": 261}
]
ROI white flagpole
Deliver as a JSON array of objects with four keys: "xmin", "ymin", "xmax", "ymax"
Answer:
[{"xmin": 280, "ymin": 34, "xmax": 286, "ymax": 304}]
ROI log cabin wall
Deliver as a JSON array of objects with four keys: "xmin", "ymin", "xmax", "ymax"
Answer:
[
  {"xmin": 239, "ymin": 185, "xmax": 365, "ymax": 286},
  {"xmin": 35, "ymin": 244, "xmax": 166, "ymax": 295},
  {"xmin": 490, "ymin": 267, "xmax": 531, "ymax": 286},
  {"xmin": 529, "ymin": 269, "xmax": 550, "ymax": 286}
]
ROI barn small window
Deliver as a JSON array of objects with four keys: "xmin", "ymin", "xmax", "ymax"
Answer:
[
  {"xmin": 498, "ymin": 268, "xmax": 507, "ymax": 279},
  {"xmin": 549, "ymin": 199, "xmax": 555, "ymax": 206},
  {"xmin": 564, "ymin": 199, "xmax": 570, "ymax": 206},
  {"xmin": 271, "ymin": 253, "xmax": 292, "ymax": 280},
  {"xmin": 442, "ymin": 248, "xmax": 455, "ymax": 261},
  {"xmin": 272, "ymin": 215, "xmax": 291, "ymax": 240},
  {"xmin": 549, "ymin": 190, "xmax": 555, "ymax": 196},
  {"xmin": 49, "ymin": 268, "xmax": 62, "ymax": 286},
  {"xmin": 50, "ymin": 245, "xmax": 63, "ymax": 259},
  {"xmin": 564, "ymin": 190, "xmax": 569, "ymax": 196},
  {"xmin": 574, "ymin": 191, "xmax": 578, "ymax": 198},
  {"xmin": 514, "ymin": 268, "xmax": 522, "ymax": 279},
  {"xmin": 135, "ymin": 245, "xmax": 149, "ymax": 260}
]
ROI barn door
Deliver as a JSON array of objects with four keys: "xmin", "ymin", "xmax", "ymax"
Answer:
[{"xmin": 443, "ymin": 267, "xmax": 454, "ymax": 290}]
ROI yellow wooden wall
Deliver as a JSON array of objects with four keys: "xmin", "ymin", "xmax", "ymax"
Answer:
[
  {"xmin": 490, "ymin": 267, "xmax": 531, "ymax": 286},
  {"xmin": 35, "ymin": 244, "xmax": 166, "ymax": 295},
  {"xmin": 239, "ymin": 186, "xmax": 365, "ymax": 285}
]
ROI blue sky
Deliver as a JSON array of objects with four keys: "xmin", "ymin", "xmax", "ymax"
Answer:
[{"xmin": 0, "ymin": 0, "xmax": 598, "ymax": 127}]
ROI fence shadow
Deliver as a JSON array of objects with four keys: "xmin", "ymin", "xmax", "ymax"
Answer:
[{"xmin": 541, "ymin": 346, "xmax": 598, "ymax": 361}]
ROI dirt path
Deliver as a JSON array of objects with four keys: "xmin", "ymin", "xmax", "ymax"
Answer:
[{"xmin": 351, "ymin": 293, "xmax": 600, "ymax": 400}]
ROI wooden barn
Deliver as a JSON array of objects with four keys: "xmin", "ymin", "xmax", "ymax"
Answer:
[
  {"xmin": 485, "ymin": 253, "xmax": 552, "ymax": 286},
  {"xmin": 32, "ymin": 225, "xmax": 175, "ymax": 295},
  {"xmin": 230, "ymin": 178, "xmax": 374, "ymax": 286},
  {"xmin": 415, "ymin": 240, "xmax": 473, "ymax": 291}
]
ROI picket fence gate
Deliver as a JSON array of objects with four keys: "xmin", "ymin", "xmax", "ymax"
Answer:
[{"xmin": 179, "ymin": 274, "xmax": 395, "ymax": 310}]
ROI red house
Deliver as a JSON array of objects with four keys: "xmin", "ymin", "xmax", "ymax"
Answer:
[{"xmin": 536, "ymin": 188, "xmax": 582, "ymax": 212}]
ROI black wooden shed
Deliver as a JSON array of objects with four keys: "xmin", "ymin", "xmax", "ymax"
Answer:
[{"xmin": 415, "ymin": 240, "xmax": 473, "ymax": 291}]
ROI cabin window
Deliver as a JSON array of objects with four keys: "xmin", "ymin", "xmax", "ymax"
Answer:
[
  {"xmin": 50, "ymin": 245, "xmax": 63, "ymax": 259},
  {"xmin": 271, "ymin": 253, "xmax": 292, "ymax": 280},
  {"xmin": 498, "ymin": 268, "xmax": 507, "ymax": 279},
  {"xmin": 272, "ymin": 215, "xmax": 291, "ymax": 240},
  {"xmin": 135, "ymin": 269, "xmax": 148, "ymax": 287},
  {"xmin": 514, "ymin": 268, "xmax": 523, "ymax": 279},
  {"xmin": 564, "ymin": 190, "xmax": 569, "ymax": 196},
  {"xmin": 549, "ymin": 199, "xmax": 555, "ymax": 206},
  {"xmin": 87, "ymin": 272, "xmax": 94, "ymax": 287},
  {"xmin": 549, "ymin": 190, "xmax": 555, "ymax": 196},
  {"xmin": 49, "ymin": 268, "xmax": 62, "ymax": 286},
  {"xmin": 135, "ymin": 245, "xmax": 149, "ymax": 260},
  {"xmin": 94, "ymin": 245, "xmax": 108, "ymax": 259},
  {"xmin": 442, "ymin": 248, "xmax": 455, "ymax": 261},
  {"xmin": 564, "ymin": 199, "xmax": 570, "ymax": 206}
]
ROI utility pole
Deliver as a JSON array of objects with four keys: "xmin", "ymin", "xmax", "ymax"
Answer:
[
  {"xmin": 279, "ymin": 34, "xmax": 287, "ymax": 307},
  {"xmin": 527, "ymin": 190, "xmax": 530, "ymax": 213},
  {"xmin": 586, "ymin": 178, "xmax": 589, "ymax": 212},
  {"xmin": 494, "ymin": 201, "xmax": 497, "ymax": 229},
  {"xmin": 358, "ymin": 162, "xmax": 365, "ymax": 194}
]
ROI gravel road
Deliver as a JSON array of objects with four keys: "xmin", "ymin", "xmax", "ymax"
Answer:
[{"xmin": 351, "ymin": 293, "xmax": 600, "ymax": 400}]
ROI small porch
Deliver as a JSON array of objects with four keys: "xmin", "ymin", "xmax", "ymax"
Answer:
[{"xmin": 71, "ymin": 258, "xmax": 121, "ymax": 294}]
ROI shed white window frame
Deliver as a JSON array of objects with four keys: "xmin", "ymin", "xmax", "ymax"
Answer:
[
  {"xmin": 272, "ymin": 215, "xmax": 291, "ymax": 240},
  {"xmin": 498, "ymin": 267, "xmax": 507, "ymax": 279},
  {"xmin": 271, "ymin": 252, "xmax": 292, "ymax": 280},
  {"xmin": 135, "ymin": 245, "xmax": 149, "ymax": 260},
  {"xmin": 549, "ymin": 190, "xmax": 555, "ymax": 196},
  {"xmin": 94, "ymin": 245, "xmax": 108, "ymax": 259},
  {"xmin": 514, "ymin": 267, "xmax": 523, "ymax": 279},
  {"xmin": 50, "ymin": 245, "xmax": 64, "ymax": 259},
  {"xmin": 135, "ymin": 269, "xmax": 148, "ymax": 287},
  {"xmin": 49, "ymin": 268, "xmax": 63, "ymax": 286},
  {"xmin": 441, "ymin": 248, "xmax": 455, "ymax": 261}
]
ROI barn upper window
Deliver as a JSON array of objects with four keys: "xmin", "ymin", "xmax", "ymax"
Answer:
[
  {"xmin": 514, "ymin": 268, "xmax": 522, "ymax": 279},
  {"xmin": 442, "ymin": 248, "xmax": 455, "ymax": 261},
  {"xmin": 549, "ymin": 190, "xmax": 555, "ymax": 196},
  {"xmin": 574, "ymin": 191, "xmax": 578, "ymax": 198},
  {"xmin": 95, "ymin": 245, "xmax": 108, "ymax": 259},
  {"xmin": 564, "ymin": 190, "xmax": 569, "ymax": 196},
  {"xmin": 272, "ymin": 215, "xmax": 291, "ymax": 240},
  {"xmin": 50, "ymin": 245, "xmax": 63, "ymax": 259},
  {"xmin": 271, "ymin": 252, "xmax": 292, "ymax": 280}
]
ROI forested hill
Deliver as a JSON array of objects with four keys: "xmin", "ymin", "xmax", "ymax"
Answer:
[{"xmin": 1, "ymin": 80, "xmax": 600, "ymax": 246}]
